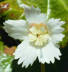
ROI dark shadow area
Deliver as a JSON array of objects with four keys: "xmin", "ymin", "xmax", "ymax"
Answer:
[
  {"xmin": 12, "ymin": 59, "xmax": 41, "ymax": 72},
  {"xmin": 0, "ymin": 0, "xmax": 4, "ymax": 2}
]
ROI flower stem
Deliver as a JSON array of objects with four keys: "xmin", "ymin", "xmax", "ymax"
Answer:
[
  {"xmin": 41, "ymin": 64, "xmax": 45, "ymax": 72},
  {"xmin": 17, "ymin": 0, "xmax": 22, "ymax": 6},
  {"xmin": 47, "ymin": 0, "xmax": 51, "ymax": 19}
]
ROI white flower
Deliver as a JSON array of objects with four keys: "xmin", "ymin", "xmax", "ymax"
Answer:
[{"xmin": 3, "ymin": 6, "xmax": 65, "ymax": 68}]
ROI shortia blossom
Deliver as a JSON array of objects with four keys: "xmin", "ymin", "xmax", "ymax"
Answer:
[{"xmin": 3, "ymin": 6, "xmax": 65, "ymax": 68}]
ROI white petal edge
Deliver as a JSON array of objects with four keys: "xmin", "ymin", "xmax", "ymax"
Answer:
[
  {"xmin": 13, "ymin": 39, "xmax": 40, "ymax": 68},
  {"xmin": 38, "ymin": 42, "xmax": 61, "ymax": 64},
  {"xmin": 3, "ymin": 20, "xmax": 29, "ymax": 40},
  {"xmin": 51, "ymin": 34, "xmax": 65, "ymax": 44},
  {"xmin": 23, "ymin": 6, "xmax": 47, "ymax": 24},
  {"xmin": 47, "ymin": 18, "xmax": 65, "ymax": 34}
]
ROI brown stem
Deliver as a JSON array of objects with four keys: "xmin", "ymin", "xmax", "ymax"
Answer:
[{"xmin": 41, "ymin": 64, "xmax": 45, "ymax": 72}]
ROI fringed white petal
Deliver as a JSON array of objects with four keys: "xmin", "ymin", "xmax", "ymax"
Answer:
[
  {"xmin": 3, "ymin": 20, "xmax": 28, "ymax": 40},
  {"xmin": 23, "ymin": 6, "xmax": 47, "ymax": 24},
  {"xmin": 51, "ymin": 34, "xmax": 65, "ymax": 43},
  {"xmin": 46, "ymin": 18, "xmax": 65, "ymax": 44},
  {"xmin": 14, "ymin": 39, "xmax": 39, "ymax": 68},
  {"xmin": 48, "ymin": 18, "xmax": 65, "ymax": 27},
  {"xmin": 38, "ymin": 42, "xmax": 61, "ymax": 64},
  {"xmin": 51, "ymin": 26, "xmax": 64, "ymax": 34},
  {"xmin": 47, "ymin": 18, "xmax": 65, "ymax": 34}
]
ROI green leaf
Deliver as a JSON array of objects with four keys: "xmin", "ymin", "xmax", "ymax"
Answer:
[{"xmin": 0, "ymin": 54, "xmax": 13, "ymax": 72}]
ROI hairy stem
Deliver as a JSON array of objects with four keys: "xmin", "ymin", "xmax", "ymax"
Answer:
[
  {"xmin": 47, "ymin": 0, "xmax": 51, "ymax": 19},
  {"xmin": 17, "ymin": 0, "xmax": 22, "ymax": 6}
]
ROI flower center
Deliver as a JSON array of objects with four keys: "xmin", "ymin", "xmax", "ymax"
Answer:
[{"xmin": 29, "ymin": 24, "xmax": 49, "ymax": 47}]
